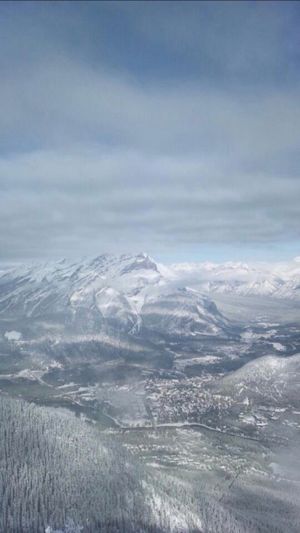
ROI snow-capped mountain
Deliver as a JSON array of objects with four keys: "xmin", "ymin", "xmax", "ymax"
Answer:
[
  {"xmin": 169, "ymin": 258, "xmax": 300, "ymax": 300},
  {"xmin": 0, "ymin": 253, "xmax": 231, "ymax": 339},
  {"xmin": 1, "ymin": 253, "xmax": 299, "ymax": 345}
]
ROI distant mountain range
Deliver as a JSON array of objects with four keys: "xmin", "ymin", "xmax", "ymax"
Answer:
[
  {"xmin": 0, "ymin": 254, "xmax": 299, "ymax": 334},
  {"xmin": 168, "ymin": 257, "xmax": 300, "ymax": 300}
]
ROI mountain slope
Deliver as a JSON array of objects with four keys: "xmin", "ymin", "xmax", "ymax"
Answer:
[
  {"xmin": 141, "ymin": 287, "xmax": 231, "ymax": 338},
  {"xmin": 217, "ymin": 353, "xmax": 300, "ymax": 407},
  {"xmin": 0, "ymin": 253, "xmax": 232, "ymax": 340}
]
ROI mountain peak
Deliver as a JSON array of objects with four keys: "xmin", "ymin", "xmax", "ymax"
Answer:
[{"xmin": 121, "ymin": 253, "xmax": 159, "ymax": 275}]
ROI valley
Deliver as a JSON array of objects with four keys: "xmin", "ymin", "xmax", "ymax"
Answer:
[{"xmin": 0, "ymin": 253, "xmax": 300, "ymax": 531}]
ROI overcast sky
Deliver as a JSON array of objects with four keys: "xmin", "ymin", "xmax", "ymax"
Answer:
[{"xmin": 1, "ymin": 1, "xmax": 300, "ymax": 263}]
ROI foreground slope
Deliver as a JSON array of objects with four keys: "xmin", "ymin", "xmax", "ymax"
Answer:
[{"xmin": 0, "ymin": 394, "xmax": 264, "ymax": 533}]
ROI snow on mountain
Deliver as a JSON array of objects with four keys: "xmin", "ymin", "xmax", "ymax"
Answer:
[
  {"xmin": 169, "ymin": 257, "xmax": 300, "ymax": 300},
  {"xmin": 141, "ymin": 287, "xmax": 230, "ymax": 338},
  {"xmin": 218, "ymin": 353, "xmax": 300, "ymax": 406},
  {"xmin": 0, "ymin": 253, "xmax": 158, "ymax": 313},
  {"xmin": 1, "ymin": 252, "xmax": 299, "ymax": 342},
  {"xmin": 0, "ymin": 253, "xmax": 231, "ymax": 339}
]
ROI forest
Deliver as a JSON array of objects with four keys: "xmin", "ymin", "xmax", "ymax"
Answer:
[{"xmin": 0, "ymin": 394, "xmax": 286, "ymax": 533}]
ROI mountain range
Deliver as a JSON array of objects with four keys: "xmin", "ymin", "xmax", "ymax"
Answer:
[{"xmin": 1, "ymin": 253, "xmax": 299, "ymax": 340}]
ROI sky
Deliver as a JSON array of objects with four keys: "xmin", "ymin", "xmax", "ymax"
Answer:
[{"xmin": 0, "ymin": 0, "xmax": 300, "ymax": 264}]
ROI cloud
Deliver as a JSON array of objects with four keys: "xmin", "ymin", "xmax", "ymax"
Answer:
[
  {"xmin": 0, "ymin": 2, "xmax": 299, "ymax": 261},
  {"xmin": 1, "ymin": 58, "xmax": 300, "ymax": 163},
  {"xmin": 1, "ymin": 144, "xmax": 299, "ymax": 260}
]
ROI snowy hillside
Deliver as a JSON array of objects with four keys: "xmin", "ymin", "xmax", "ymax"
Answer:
[
  {"xmin": 218, "ymin": 353, "xmax": 300, "ymax": 407},
  {"xmin": 141, "ymin": 287, "xmax": 231, "ymax": 338}
]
